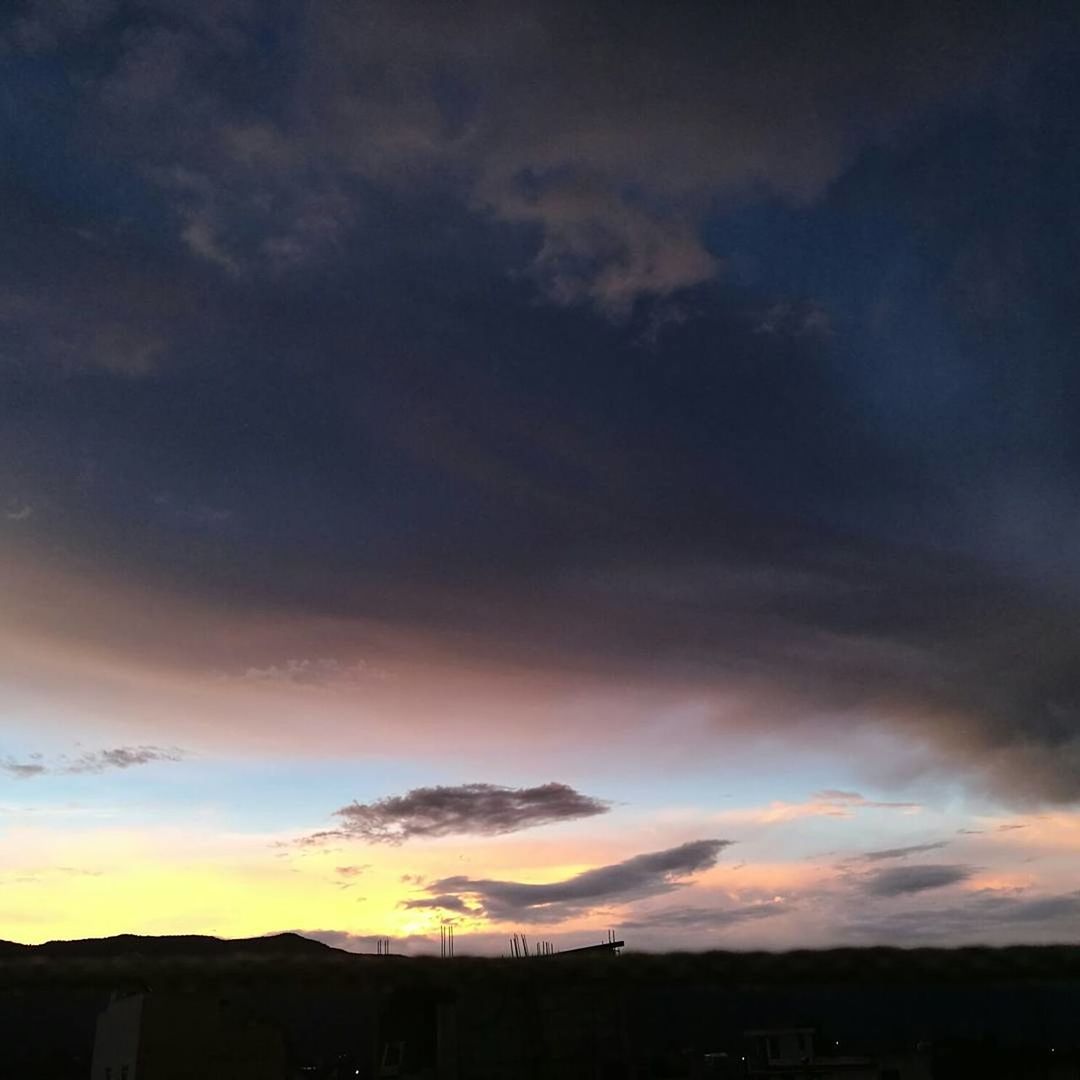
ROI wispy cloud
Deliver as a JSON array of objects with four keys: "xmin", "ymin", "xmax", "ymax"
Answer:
[
  {"xmin": 237, "ymin": 657, "xmax": 394, "ymax": 687},
  {"xmin": 1, "ymin": 746, "xmax": 185, "ymax": 779},
  {"xmin": 420, "ymin": 839, "xmax": 732, "ymax": 922},
  {"xmin": 753, "ymin": 790, "xmax": 922, "ymax": 824},
  {"xmin": 303, "ymin": 782, "xmax": 610, "ymax": 846},
  {"xmin": 334, "ymin": 865, "xmax": 368, "ymax": 878}
]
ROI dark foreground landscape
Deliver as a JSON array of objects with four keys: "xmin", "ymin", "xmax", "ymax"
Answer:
[{"xmin": 3, "ymin": 934, "xmax": 1078, "ymax": 1079}]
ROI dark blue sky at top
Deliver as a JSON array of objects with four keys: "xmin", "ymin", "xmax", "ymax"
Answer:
[{"xmin": 3, "ymin": 1, "xmax": 1080, "ymax": 801}]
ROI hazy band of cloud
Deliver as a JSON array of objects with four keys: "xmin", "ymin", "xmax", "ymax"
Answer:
[
  {"xmin": 1, "ymin": 746, "xmax": 185, "ymax": 779},
  {"xmin": 847, "ymin": 889, "xmax": 1080, "ymax": 944},
  {"xmin": 621, "ymin": 899, "xmax": 787, "ymax": 932}
]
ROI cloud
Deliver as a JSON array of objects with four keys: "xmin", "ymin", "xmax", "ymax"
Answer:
[
  {"xmin": 22, "ymin": 2, "xmax": 1055, "ymax": 312},
  {"xmin": 3, "ymin": 4, "xmax": 1080, "ymax": 818},
  {"xmin": 1, "ymin": 746, "xmax": 184, "ymax": 778},
  {"xmin": 847, "ymin": 889, "xmax": 1080, "ymax": 944},
  {"xmin": 622, "ymin": 899, "xmax": 788, "ymax": 932},
  {"xmin": 856, "ymin": 842, "xmax": 949, "ymax": 863},
  {"xmin": 422, "ymin": 838, "xmax": 731, "ymax": 922},
  {"xmin": 2, "ymin": 0, "xmax": 118, "ymax": 53},
  {"xmin": 0, "ymin": 291, "xmax": 169, "ymax": 376},
  {"xmin": 288, "ymin": 929, "xmax": 435, "ymax": 955},
  {"xmin": 863, "ymin": 863, "xmax": 976, "ymax": 897},
  {"xmin": 400, "ymin": 894, "xmax": 477, "ymax": 914},
  {"xmin": 0, "ymin": 760, "xmax": 47, "ymax": 779},
  {"xmin": 312, "ymin": 782, "xmax": 610, "ymax": 845},
  {"xmin": 334, "ymin": 865, "xmax": 368, "ymax": 878},
  {"xmin": 237, "ymin": 658, "xmax": 394, "ymax": 687},
  {"xmin": 755, "ymin": 791, "xmax": 921, "ymax": 823}
]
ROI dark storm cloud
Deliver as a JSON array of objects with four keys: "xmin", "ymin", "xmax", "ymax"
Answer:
[
  {"xmin": 309, "ymin": 783, "xmax": 609, "ymax": 845},
  {"xmin": 4, "ymin": 0, "xmax": 1080, "ymax": 817},
  {"xmin": 424, "ymin": 839, "xmax": 731, "ymax": 922},
  {"xmin": 863, "ymin": 864, "xmax": 975, "ymax": 897},
  {"xmin": 7, "ymin": 1, "xmax": 1061, "ymax": 311},
  {"xmin": 1, "ymin": 746, "xmax": 184, "ymax": 778}
]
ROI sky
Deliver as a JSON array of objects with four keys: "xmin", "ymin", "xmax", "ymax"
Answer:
[{"xmin": 2, "ymin": 0, "xmax": 1080, "ymax": 954}]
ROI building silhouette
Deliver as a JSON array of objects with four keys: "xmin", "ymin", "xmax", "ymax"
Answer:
[{"xmin": 91, "ymin": 990, "xmax": 286, "ymax": 1079}]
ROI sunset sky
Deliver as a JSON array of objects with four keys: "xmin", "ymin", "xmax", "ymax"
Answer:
[{"xmin": 3, "ymin": 1, "xmax": 1080, "ymax": 953}]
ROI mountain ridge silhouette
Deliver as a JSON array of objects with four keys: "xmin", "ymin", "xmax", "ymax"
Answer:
[{"xmin": 0, "ymin": 932, "xmax": 335, "ymax": 958}]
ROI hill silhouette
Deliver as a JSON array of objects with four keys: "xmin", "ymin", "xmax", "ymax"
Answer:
[{"xmin": 1, "ymin": 932, "xmax": 334, "ymax": 959}]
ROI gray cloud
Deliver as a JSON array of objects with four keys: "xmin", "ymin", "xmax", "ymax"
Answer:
[
  {"xmin": 2, "ymin": 0, "xmax": 118, "ymax": 53},
  {"xmin": 856, "ymin": 842, "xmax": 949, "ymax": 863},
  {"xmin": 0, "ymin": 290, "xmax": 170, "ymax": 376},
  {"xmin": 425, "ymin": 838, "xmax": 731, "ymax": 922},
  {"xmin": 67, "ymin": 746, "xmax": 184, "ymax": 773},
  {"xmin": 863, "ymin": 863, "xmax": 975, "ymax": 897},
  {"xmin": 0, "ymin": 760, "xmax": 47, "ymax": 778},
  {"xmin": 847, "ymin": 889, "xmax": 1080, "ymax": 944},
  {"xmin": 1, "ymin": 746, "xmax": 184, "ymax": 778},
  {"xmin": 319, "ymin": 782, "xmax": 609, "ymax": 845},
  {"xmin": 622, "ymin": 900, "xmax": 788, "ymax": 932}
]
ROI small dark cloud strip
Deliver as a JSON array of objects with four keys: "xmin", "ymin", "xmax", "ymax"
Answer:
[
  {"xmin": 863, "ymin": 863, "xmax": 975, "ymax": 897},
  {"xmin": 856, "ymin": 842, "xmax": 949, "ymax": 863}
]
